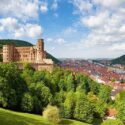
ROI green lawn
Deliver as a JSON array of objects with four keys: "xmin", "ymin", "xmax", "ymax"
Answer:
[{"xmin": 0, "ymin": 108, "xmax": 92, "ymax": 125}]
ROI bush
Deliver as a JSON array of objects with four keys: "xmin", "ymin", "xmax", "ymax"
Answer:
[
  {"xmin": 101, "ymin": 119, "xmax": 124, "ymax": 125},
  {"xmin": 43, "ymin": 105, "xmax": 60, "ymax": 124}
]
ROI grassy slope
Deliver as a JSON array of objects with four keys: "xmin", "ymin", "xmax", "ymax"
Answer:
[{"xmin": 0, "ymin": 108, "xmax": 91, "ymax": 125}]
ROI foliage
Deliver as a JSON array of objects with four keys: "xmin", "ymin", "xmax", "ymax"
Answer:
[
  {"xmin": 0, "ymin": 64, "xmax": 27, "ymax": 109},
  {"xmin": 74, "ymin": 92, "xmax": 94, "ymax": 123},
  {"xmin": 87, "ymin": 92, "xmax": 107, "ymax": 119},
  {"xmin": 66, "ymin": 73, "xmax": 75, "ymax": 91},
  {"xmin": 29, "ymin": 82, "xmax": 52, "ymax": 113},
  {"xmin": 62, "ymin": 91, "xmax": 75, "ymax": 119},
  {"xmin": 116, "ymin": 101, "xmax": 125, "ymax": 122},
  {"xmin": 43, "ymin": 105, "xmax": 60, "ymax": 124},
  {"xmin": 98, "ymin": 85, "xmax": 111, "ymax": 103},
  {"xmin": 112, "ymin": 55, "xmax": 125, "ymax": 65},
  {"xmin": 115, "ymin": 90, "xmax": 125, "ymax": 102},
  {"xmin": 21, "ymin": 93, "xmax": 33, "ymax": 112},
  {"xmin": 0, "ymin": 39, "xmax": 32, "ymax": 48},
  {"xmin": 0, "ymin": 63, "xmax": 113, "ymax": 124},
  {"xmin": 0, "ymin": 55, "xmax": 2, "ymax": 62}
]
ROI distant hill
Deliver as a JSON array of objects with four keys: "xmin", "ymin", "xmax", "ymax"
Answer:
[
  {"xmin": 0, "ymin": 39, "xmax": 32, "ymax": 48},
  {"xmin": 111, "ymin": 55, "xmax": 125, "ymax": 65},
  {"xmin": 0, "ymin": 39, "xmax": 60, "ymax": 64}
]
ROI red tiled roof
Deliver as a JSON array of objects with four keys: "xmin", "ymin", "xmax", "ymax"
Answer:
[{"xmin": 106, "ymin": 108, "xmax": 117, "ymax": 117}]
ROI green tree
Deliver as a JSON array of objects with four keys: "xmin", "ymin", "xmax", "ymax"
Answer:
[
  {"xmin": 7, "ymin": 89, "xmax": 17, "ymax": 109},
  {"xmin": 29, "ymin": 82, "xmax": 52, "ymax": 112},
  {"xmin": 116, "ymin": 101, "xmax": 125, "ymax": 122},
  {"xmin": 62, "ymin": 91, "xmax": 75, "ymax": 119},
  {"xmin": 87, "ymin": 92, "xmax": 106, "ymax": 119},
  {"xmin": 21, "ymin": 92, "xmax": 33, "ymax": 112},
  {"xmin": 0, "ymin": 77, "xmax": 9, "ymax": 107},
  {"xmin": 76, "ymin": 75, "xmax": 90, "ymax": 93},
  {"xmin": 98, "ymin": 85, "xmax": 111, "ymax": 103},
  {"xmin": 53, "ymin": 90, "xmax": 65, "ymax": 106},
  {"xmin": 74, "ymin": 91, "xmax": 94, "ymax": 123},
  {"xmin": 89, "ymin": 81, "xmax": 100, "ymax": 95},
  {"xmin": 66, "ymin": 73, "xmax": 75, "ymax": 92},
  {"xmin": 115, "ymin": 90, "xmax": 125, "ymax": 103},
  {"xmin": 21, "ymin": 68, "xmax": 34, "ymax": 85},
  {"xmin": 0, "ymin": 63, "xmax": 27, "ymax": 109}
]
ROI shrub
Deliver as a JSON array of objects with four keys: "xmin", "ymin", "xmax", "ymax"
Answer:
[
  {"xmin": 43, "ymin": 105, "xmax": 60, "ymax": 124},
  {"xmin": 101, "ymin": 119, "xmax": 124, "ymax": 125}
]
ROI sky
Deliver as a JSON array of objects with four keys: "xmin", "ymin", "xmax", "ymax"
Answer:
[{"xmin": 0, "ymin": 0, "xmax": 125, "ymax": 59}]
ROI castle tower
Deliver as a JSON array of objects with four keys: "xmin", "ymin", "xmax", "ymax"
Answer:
[
  {"xmin": 37, "ymin": 39, "xmax": 44, "ymax": 51},
  {"xmin": 3, "ymin": 44, "xmax": 14, "ymax": 62},
  {"xmin": 36, "ymin": 39, "xmax": 45, "ymax": 63}
]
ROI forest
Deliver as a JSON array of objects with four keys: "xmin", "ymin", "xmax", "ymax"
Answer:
[{"xmin": 0, "ymin": 63, "xmax": 125, "ymax": 125}]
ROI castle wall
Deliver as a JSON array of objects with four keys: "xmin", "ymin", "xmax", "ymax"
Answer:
[
  {"xmin": 2, "ymin": 39, "xmax": 54, "ymax": 71},
  {"xmin": 3, "ymin": 45, "xmax": 14, "ymax": 62},
  {"xmin": 13, "ymin": 47, "xmax": 31, "ymax": 62}
]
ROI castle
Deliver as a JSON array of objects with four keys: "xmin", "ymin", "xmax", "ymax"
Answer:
[{"xmin": 1, "ymin": 39, "xmax": 54, "ymax": 71}]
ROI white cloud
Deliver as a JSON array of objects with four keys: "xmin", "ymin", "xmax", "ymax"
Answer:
[
  {"xmin": 0, "ymin": 0, "xmax": 39, "ymax": 20},
  {"xmin": 56, "ymin": 38, "xmax": 66, "ymax": 45},
  {"xmin": 0, "ymin": 1, "xmax": 44, "ymax": 39},
  {"xmin": 40, "ymin": 1, "xmax": 48, "ymax": 13},
  {"xmin": 70, "ymin": 0, "xmax": 125, "ymax": 48},
  {"xmin": 46, "ymin": 37, "xmax": 66, "ymax": 45},
  {"xmin": 15, "ymin": 24, "xmax": 43, "ymax": 38},
  {"xmin": 82, "ymin": 11, "xmax": 109, "ymax": 28},
  {"xmin": 109, "ymin": 43, "xmax": 125, "ymax": 51},
  {"xmin": 46, "ymin": 38, "xmax": 53, "ymax": 42},
  {"xmin": 93, "ymin": 0, "xmax": 125, "ymax": 9},
  {"xmin": 51, "ymin": 0, "xmax": 125, "ymax": 58},
  {"xmin": 70, "ymin": 0, "xmax": 93, "ymax": 13},
  {"xmin": 63, "ymin": 27, "xmax": 77, "ymax": 35},
  {"xmin": 51, "ymin": 0, "xmax": 58, "ymax": 10},
  {"xmin": 0, "ymin": 17, "xmax": 19, "ymax": 32},
  {"xmin": 0, "ymin": 17, "xmax": 43, "ymax": 39}
]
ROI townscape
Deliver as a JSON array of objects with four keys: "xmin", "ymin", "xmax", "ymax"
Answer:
[
  {"xmin": 61, "ymin": 59, "xmax": 125, "ymax": 88},
  {"xmin": 0, "ymin": 0, "xmax": 125, "ymax": 125}
]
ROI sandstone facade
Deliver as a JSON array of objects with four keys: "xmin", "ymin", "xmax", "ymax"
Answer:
[{"xmin": 2, "ymin": 39, "xmax": 54, "ymax": 71}]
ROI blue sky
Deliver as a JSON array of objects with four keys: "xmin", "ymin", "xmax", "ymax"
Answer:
[{"xmin": 0, "ymin": 0, "xmax": 125, "ymax": 58}]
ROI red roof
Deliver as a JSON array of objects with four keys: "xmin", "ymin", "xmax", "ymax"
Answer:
[{"xmin": 106, "ymin": 108, "xmax": 117, "ymax": 117}]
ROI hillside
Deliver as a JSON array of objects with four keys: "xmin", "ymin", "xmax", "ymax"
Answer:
[
  {"xmin": 0, "ymin": 39, "xmax": 32, "ymax": 48},
  {"xmin": 0, "ymin": 108, "xmax": 91, "ymax": 125},
  {"xmin": 0, "ymin": 39, "xmax": 60, "ymax": 64},
  {"xmin": 111, "ymin": 55, "xmax": 125, "ymax": 65}
]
